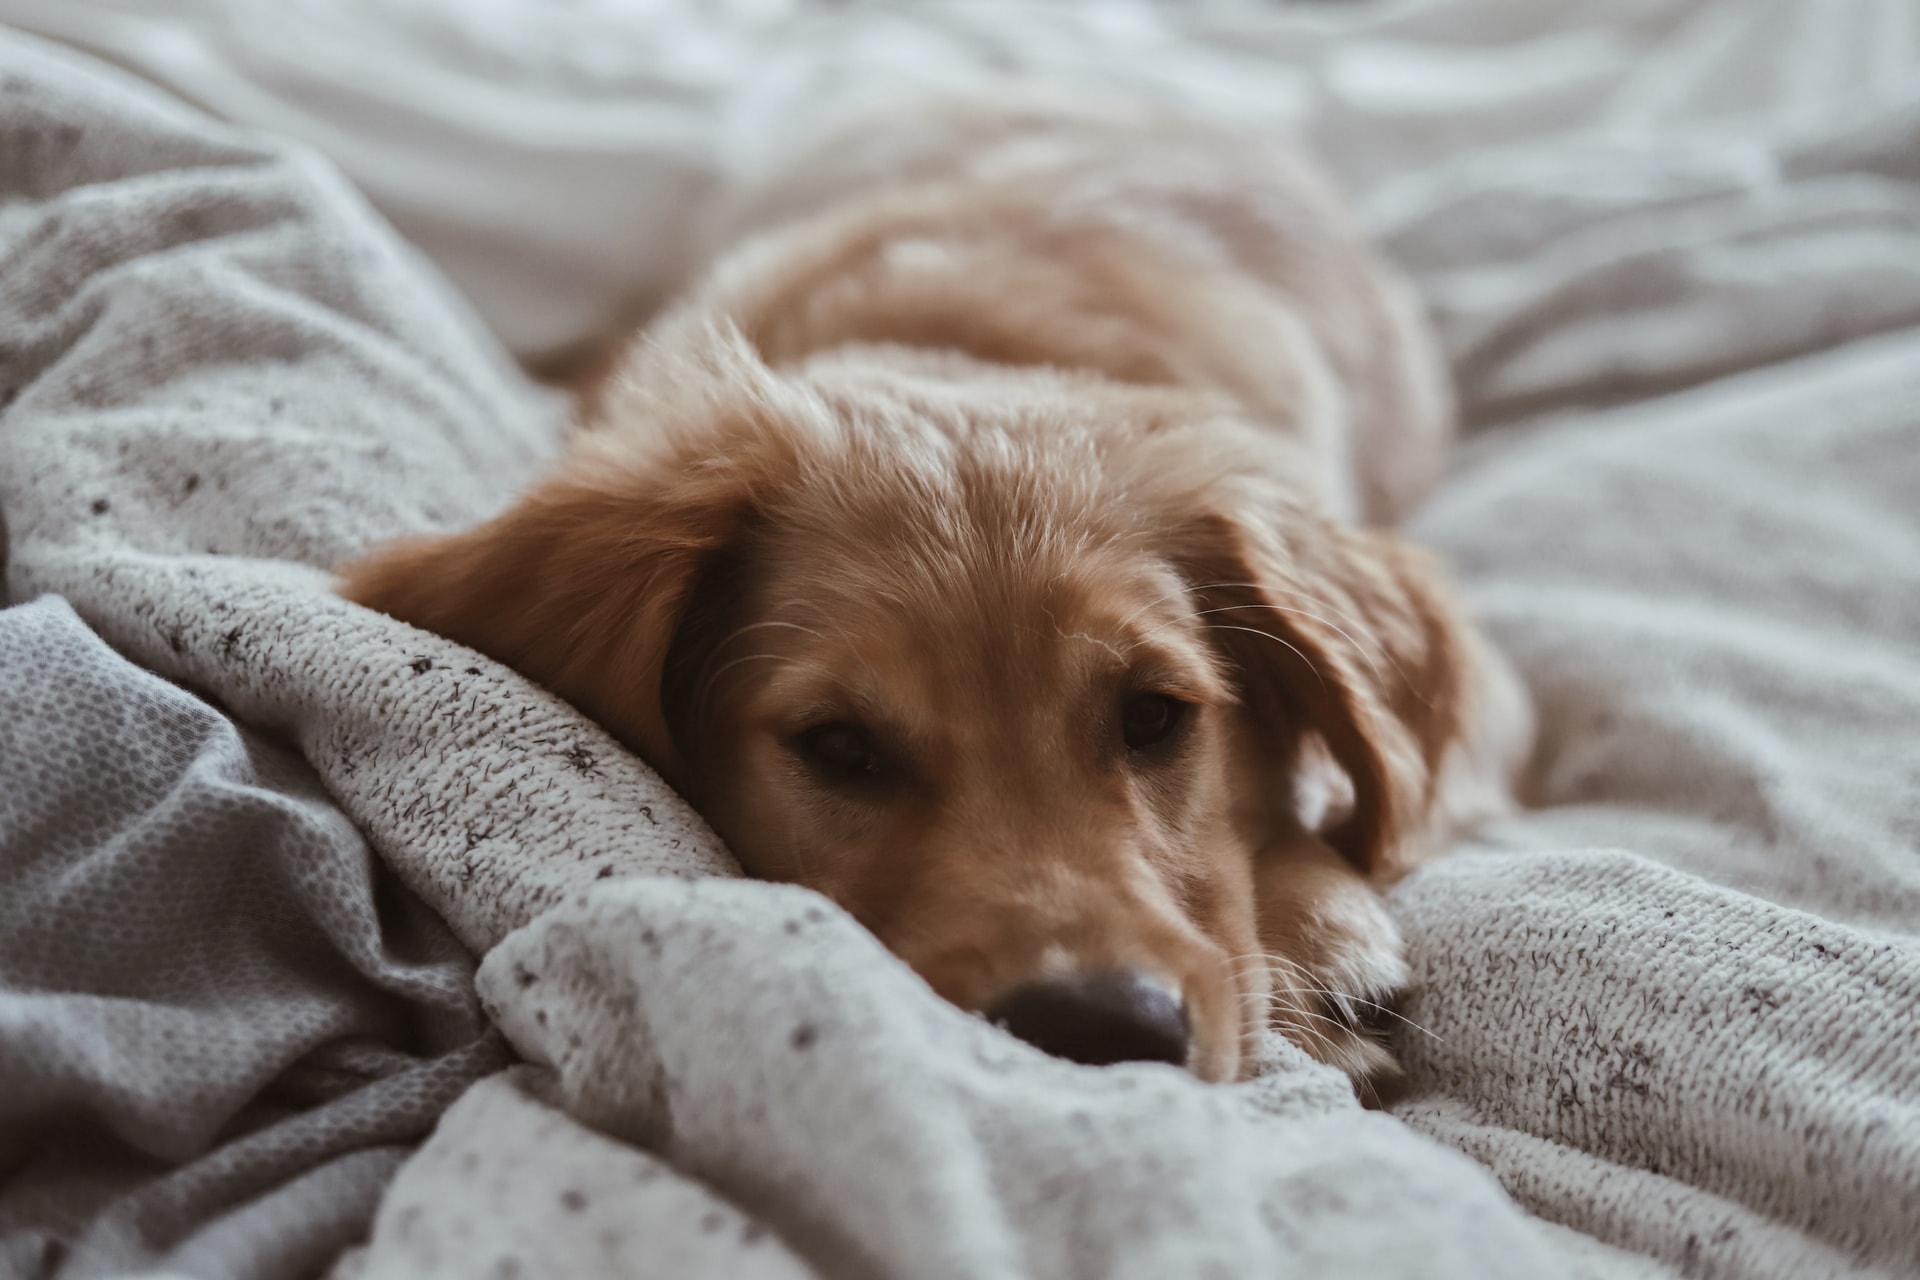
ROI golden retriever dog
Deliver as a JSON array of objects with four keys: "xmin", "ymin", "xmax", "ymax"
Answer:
[{"xmin": 338, "ymin": 92, "xmax": 1532, "ymax": 1097}]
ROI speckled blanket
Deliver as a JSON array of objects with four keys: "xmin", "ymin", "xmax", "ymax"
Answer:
[
  {"xmin": 3, "ymin": 3, "xmax": 1919, "ymax": 1278},
  {"xmin": 0, "ymin": 596, "xmax": 507, "ymax": 1279},
  {"xmin": 0, "ymin": 29, "xmax": 718, "ymax": 1279}
]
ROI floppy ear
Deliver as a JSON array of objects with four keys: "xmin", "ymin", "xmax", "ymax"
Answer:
[
  {"xmin": 338, "ymin": 319, "xmax": 814, "ymax": 787},
  {"xmin": 336, "ymin": 446, "xmax": 752, "ymax": 787},
  {"xmin": 1174, "ymin": 491, "xmax": 1477, "ymax": 880}
]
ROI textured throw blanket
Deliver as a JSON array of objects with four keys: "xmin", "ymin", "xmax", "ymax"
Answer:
[
  {"xmin": 2, "ymin": 1, "xmax": 1918, "ymax": 1277},
  {"xmin": 0, "ymin": 598, "xmax": 506, "ymax": 1278}
]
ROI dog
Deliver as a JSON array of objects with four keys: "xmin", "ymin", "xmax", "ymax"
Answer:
[{"xmin": 338, "ymin": 92, "xmax": 1532, "ymax": 1096}]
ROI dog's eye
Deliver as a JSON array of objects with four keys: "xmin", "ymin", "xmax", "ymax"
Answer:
[
  {"xmin": 1120, "ymin": 693, "xmax": 1188, "ymax": 752},
  {"xmin": 794, "ymin": 721, "xmax": 883, "ymax": 782}
]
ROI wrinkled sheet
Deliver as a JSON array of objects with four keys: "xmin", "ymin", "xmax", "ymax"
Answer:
[{"xmin": 0, "ymin": 1, "xmax": 1916, "ymax": 1277}]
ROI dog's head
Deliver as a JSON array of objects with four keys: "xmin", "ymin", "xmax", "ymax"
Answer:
[{"xmin": 340, "ymin": 324, "xmax": 1471, "ymax": 1082}]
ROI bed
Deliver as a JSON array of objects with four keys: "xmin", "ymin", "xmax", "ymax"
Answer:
[{"xmin": 0, "ymin": 2, "xmax": 1915, "ymax": 1277}]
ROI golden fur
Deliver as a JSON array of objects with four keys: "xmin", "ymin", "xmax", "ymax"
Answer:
[{"xmin": 338, "ymin": 93, "xmax": 1532, "ymax": 1092}]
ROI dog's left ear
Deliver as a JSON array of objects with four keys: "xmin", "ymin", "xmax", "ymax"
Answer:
[{"xmin": 1171, "ymin": 487, "xmax": 1480, "ymax": 879}]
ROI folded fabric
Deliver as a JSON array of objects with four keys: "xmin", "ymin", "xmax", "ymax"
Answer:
[{"xmin": 0, "ymin": 596, "xmax": 506, "ymax": 1278}]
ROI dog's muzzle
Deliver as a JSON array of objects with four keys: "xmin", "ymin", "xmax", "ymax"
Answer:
[{"xmin": 987, "ymin": 969, "xmax": 1189, "ymax": 1068}]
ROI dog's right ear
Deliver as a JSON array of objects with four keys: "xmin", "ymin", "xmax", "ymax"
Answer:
[
  {"xmin": 338, "ymin": 322, "xmax": 807, "ymax": 787},
  {"xmin": 337, "ymin": 448, "xmax": 747, "ymax": 787}
]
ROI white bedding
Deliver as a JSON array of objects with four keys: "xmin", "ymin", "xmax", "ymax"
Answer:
[
  {"xmin": 8, "ymin": 0, "xmax": 1920, "ymax": 400},
  {"xmin": 2, "ymin": 1, "xmax": 1916, "ymax": 1277}
]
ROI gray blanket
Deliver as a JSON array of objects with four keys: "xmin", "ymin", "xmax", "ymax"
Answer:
[
  {"xmin": 0, "ymin": 34, "xmax": 532, "ymax": 1279},
  {"xmin": 0, "ymin": 596, "xmax": 505, "ymax": 1278}
]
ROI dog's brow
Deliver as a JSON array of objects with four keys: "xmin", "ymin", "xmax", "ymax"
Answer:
[
  {"xmin": 1041, "ymin": 604, "xmax": 1132, "ymax": 664},
  {"xmin": 1112, "ymin": 577, "xmax": 1206, "ymax": 633},
  {"xmin": 715, "ymin": 619, "xmax": 829, "ymax": 654},
  {"xmin": 1127, "ymin": 641, "xmax": 1233, "ymax": 704}
]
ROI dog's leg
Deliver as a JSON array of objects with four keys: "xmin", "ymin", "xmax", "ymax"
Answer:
[{"xmin": 1250, "ymin": 835, "xmax": 1412, "ymax": 1105}]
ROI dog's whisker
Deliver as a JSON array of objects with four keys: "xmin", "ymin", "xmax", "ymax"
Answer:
[
  {"xmin": 1180, "ymin": 582, "xmax": 1387, "ymax": 651},
  {"xmin": 1177, "ymin": 582, "xmax": 1392, "ymax": 661},
  {"xmin": 698, "ymin": 619, "xmax": 836, "ymax": 710},
  {"xmin": 1198, "ymin": 624, "xmax": 1327, "ymax": 689},
  {"xmin": 1267, "ymin": 1012, "xmax": 1336, "ymax": 1056},
  {"xmin": 1142, "ymin": 598, "xmax": 1399, "ymax": 698},
  {"xmin": 1112, "ymin": 580, "xmax": 1215, "ymax": 634},
  {"xmin": 1286, "ymin": 986, "xmax": 1444, "ymax": 1043},
  {"xmin": 1264, "ymin": 998, "xmax": 1362, "ymax": 1036},
  {"xmin": 1228, "ymin": 966, "xmax": 1364, "ymax": 1041},
  {"xmin": 1228, "ymin": 966, "xmax": 1357, "ymax": 1034},
  {"xmin": 1275, "ymin": 981, "xmax": 1444, "ymax": 1044},
  {"xmin": 692, "ymin": 652, "xmax": 837, "ymax": 720},
  {"xmin": 1160, "ymin": 582, "xmax": 1434, "ymax": 707},
  {"xmin": 1227, "ymin": 951, "xmax": 1444, "ymax": 1043},
  {"xmin": 826, "ymin": 620, "xmax": 889, "ymax": 706},
  {"xmin": 1256, "ymin": 584, "xmax": 1426, "ymax": 687},
  {"xmin": 714, "ymin": 618, "xmax": 830, "ymax": 655},
  {"xmin": 1182, "ymin": 603, "xmax": 1389, "ymax": 690}
]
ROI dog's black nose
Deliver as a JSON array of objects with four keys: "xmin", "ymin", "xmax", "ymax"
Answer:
[{"xmin": 987, "ymin": 970, "xmax": 1189, "ymax": 1068}]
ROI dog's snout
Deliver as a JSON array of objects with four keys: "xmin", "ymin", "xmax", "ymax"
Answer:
[{"xmin": 987, "ymin": 970, "xmax": 1190, "ymax": 1068}]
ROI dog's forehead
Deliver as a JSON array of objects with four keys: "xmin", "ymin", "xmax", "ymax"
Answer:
[
  {"xmin": 767, "ymin": 444, "xmax": 1159, "ymax": 626},
  {"xmin": 753, "ymin": 520, "xmax": 1218, "ymax": 708},
  {"xmin": 735, "ymin": 385, "xmax": 1232, "ymax": 701}
]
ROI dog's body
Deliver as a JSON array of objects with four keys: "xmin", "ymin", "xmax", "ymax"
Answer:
[{"xmin": 341, "ymin": 94, "xmax": 1531, "ymax": 1093}]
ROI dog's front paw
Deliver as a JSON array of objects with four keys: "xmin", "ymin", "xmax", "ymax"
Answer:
[
  {"xmin": 1254, "ymin": 840, "xmax": 1415, "ymax": 1105},
  {"xmin": 1298, "ymin": 974, "xmax": 1412, "ymax": 1107}
]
